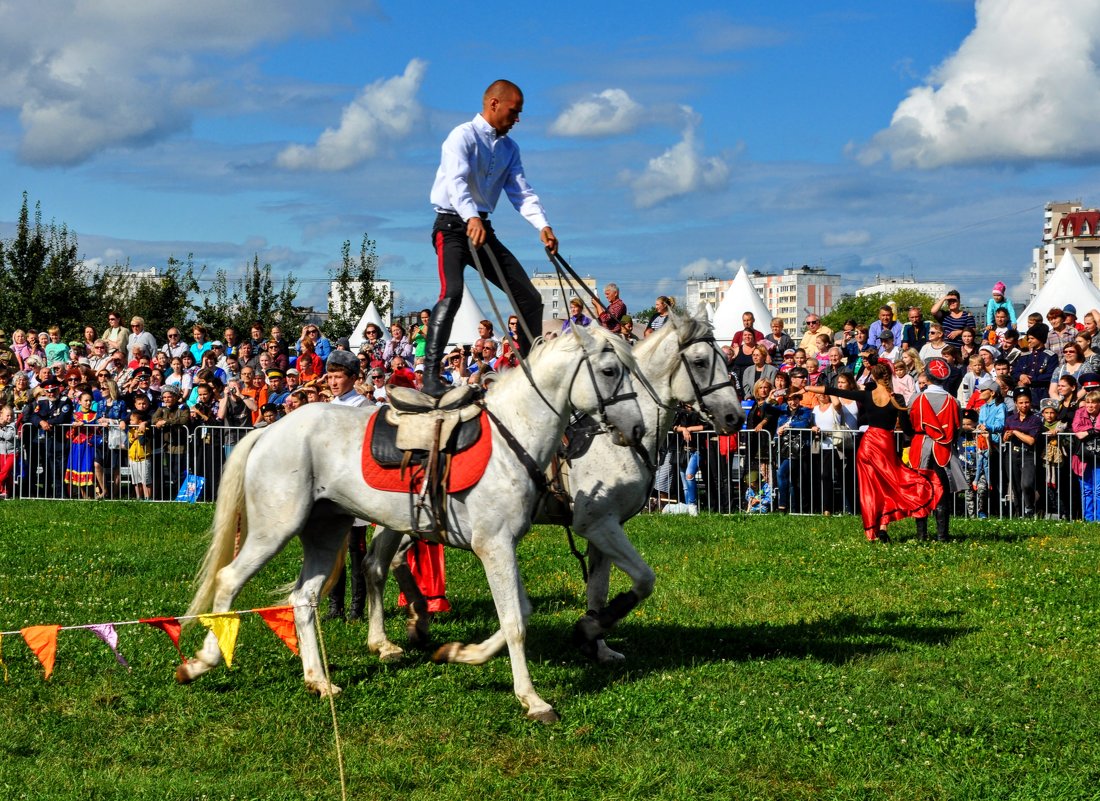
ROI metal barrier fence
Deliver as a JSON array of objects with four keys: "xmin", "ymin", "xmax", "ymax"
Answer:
[
  {"xmin": 8, "ymin": 421, "xmax": 1100, "ymax": 521},
  {"xmin": 10, "ymin": 422, "xmax": 252, "ymax": 502},
  {"xmin": 656, "ymin": 428, "xmax": 1100, "ymax": 522}
]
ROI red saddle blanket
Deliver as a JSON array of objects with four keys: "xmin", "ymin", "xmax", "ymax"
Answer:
[{"xmin": 361, "ymin": 410, "xmax": 493, "ymax": 493}]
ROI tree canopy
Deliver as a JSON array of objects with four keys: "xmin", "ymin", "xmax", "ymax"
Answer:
[
  {"xmin": 0, "ymin": 193, "xmax": 387, "ymax": 344},
  {"xmin": 822, "ymin": 289, "xmax": 939, "ymax": 332}
]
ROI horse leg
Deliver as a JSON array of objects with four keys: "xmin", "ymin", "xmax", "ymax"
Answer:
[
  {"xmin": 572, "ymin": 517, "xmax": 656, "ymax": 663},
  {"xmin": 581, "ymin": 545, "xmax": 626, "ymax": 663},
  {"xmin": 390, "ymin": 540, "xmax": 433, "ymax": 649},
  {"xmin": 364, "ymin": 527, "xmax": 412, "ymax": 662},
  {"xmin": 472, "ymin": 541, "xmax": 556, "ymax": 722},
  {"xmin": 177, "ymin": 520, "xmax": 302, "ymax": 684},
  {"xmin": 291, "ymin": 519, "xmax": 352, "ymax": 697}
]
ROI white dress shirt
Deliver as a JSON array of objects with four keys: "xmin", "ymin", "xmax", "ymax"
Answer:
[{"xmin": 429, "ymin": 113, "xmax": 549, "ymax": 231}]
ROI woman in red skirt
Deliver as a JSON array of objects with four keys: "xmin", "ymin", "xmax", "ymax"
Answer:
[{"xmin": 804, "ymin": 361, "xmax": 940, "ymax": 542}]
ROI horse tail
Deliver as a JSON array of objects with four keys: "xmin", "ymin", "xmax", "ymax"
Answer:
[{"xmin": 184, "ymin": 428, "xmax": 265, "ymax": 622}]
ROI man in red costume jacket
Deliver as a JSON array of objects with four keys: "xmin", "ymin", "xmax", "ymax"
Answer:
[{"xmin": 909, "ymin": 357, "xmax": 966, "ymax": 541}]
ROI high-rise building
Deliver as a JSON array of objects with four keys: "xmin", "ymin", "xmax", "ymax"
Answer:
[
  {"xmin": 855, "ymin": 276, "xmax": 949, "ymax": 299},
  {"xmin": 328, "ymin": 279, "xmax": 392, "ymax": 325},
  {"xmin": 1030, "ymin": 200, "xmax": 1099, "ymax": 299},
  {"xmin": 686, "ymin": 266, "xmax": 841, "ymax": 330},
  {"xmin": 530, "ymin": 270, "xmax": 596, "ymax": 320}
]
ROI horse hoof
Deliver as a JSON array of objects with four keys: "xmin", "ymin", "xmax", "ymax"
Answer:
[
  {"xmin": 527, "ymin": 707, "xmax": 560, "ymax": 724},
  {"xmin": 596, "ymin": 642, "xmax": 626, "ymax": 664},
  {"xmin": 432, "ymin": 642, "xmax": 462, "ymax": 663},
  {"xmin": 175, "ymin": 660, "xmax": 196, "ymax": 684},
  {"xmin": 378, "ymin": 645, "xmax": 405, "ymax": 663},
  {"xmin": 307, "ymin": 680, "xmax": 342, "ymax": 697}
]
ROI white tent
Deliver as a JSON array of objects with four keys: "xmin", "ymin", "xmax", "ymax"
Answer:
[
  {"xmin": 348, "ymin": 301, "xmax": 389, "ymax": 350},
  {"xmin": 711, "ymin": 266, "xmax": 772, "ymax": 341},
  {"xmin": 446, "ymin": 284, "xmax": 490, "ymax": 349},
  {"xmin": 1020, "ymin": 249, "xmax": 1100, "ymax": 322}
]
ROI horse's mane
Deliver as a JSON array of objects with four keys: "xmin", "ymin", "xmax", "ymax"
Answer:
[
  {"xmin": 631, "ymin": 311, "xmax": 713, "ymax": 362},
  {"xmin": 489, "ymin": 324, "xmax": 638, "ymax": 397}
]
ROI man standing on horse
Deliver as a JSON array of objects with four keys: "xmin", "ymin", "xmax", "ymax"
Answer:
[{"xmin": 423, "ymin": 79, "xmax": 558, "ymax": 398}]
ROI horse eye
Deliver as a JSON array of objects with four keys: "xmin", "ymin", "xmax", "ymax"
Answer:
[
  {"xmin": 601, "ymin": 367, "xmax": 617, "ymax": 377},
  {"xmin": 693, "ymin": 359, "xmax": 707, "ymax": 368}
]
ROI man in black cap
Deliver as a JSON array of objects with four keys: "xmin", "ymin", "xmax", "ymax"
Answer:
[
  {"xmin": 323, "ymin": 347, "xmax": 370, "ymax": 621},
  {"xmin": 1003, "ymin": 387, "xmax": 1042, "ymax": 517},
  {"xmin": 1012, "ymin": 323, "xmax": 1057, "ymax": 407},
  {"xmin": 125, "ymin": 366, "xmax": 161, "ymax": 411},
  {"xmin": 909, "ymin": 357, "xmax": 965, "ymax": 541},
  {"xmin": 28, "ymin": 375, "xmax": 73, "ymax": 497}
]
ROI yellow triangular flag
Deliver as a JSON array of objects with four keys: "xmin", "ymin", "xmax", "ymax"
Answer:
[{"xmin": 197, "ymin": 613, "xmax": 241, "ymax": 668}]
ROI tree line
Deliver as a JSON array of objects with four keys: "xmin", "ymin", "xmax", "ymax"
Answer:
[{"xmin": 0, "ymin": 192, "xmax": 391, "ymax": 339}]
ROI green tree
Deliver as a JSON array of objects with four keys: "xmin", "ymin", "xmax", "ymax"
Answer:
[
  {"xmin": 193, "ymin": 255, "xmax": 306, "ymax": 337},
  {"xmin": 0, "ymin": 192, "xmax": 95, "ymax": 335},
  {"xmin": 90, "ymin": 255, "xmax": 202, "ymax": 337},
  {"xmin": 324, "ymin": 235, "xmax": 391, "ymax": 339},
  {"xmin": 822, "ymin": 290, "xmax": 938, "ymax": 332}
]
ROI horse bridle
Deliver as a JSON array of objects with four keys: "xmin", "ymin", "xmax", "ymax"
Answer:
[
  {"xmin": 571, "ymin": 342, "xmax": 638, "ymax": 437},
  {"xmin": 676, "ymin": 334, "xmax": 738, "ymax": 425}
]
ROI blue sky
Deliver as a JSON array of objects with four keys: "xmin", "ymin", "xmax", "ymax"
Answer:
[{"xmin": 1, "ymin": 0, "xmax": 1098, "ymax": 318}]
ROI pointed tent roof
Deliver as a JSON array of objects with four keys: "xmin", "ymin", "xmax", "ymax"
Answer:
[
  {"xmin": 348, "ymin": 302, "xmax": 389, "ymax": 350},
  {"xmin": 446, "ymin": 284, "xmax": 490, "ymax": 349},
  {"xmin": 712, "ymin": 266, "xmax": 772, "ymax": 340},
  {"xmin": 1020, "ymin": 249, "xmax": 1100, "ymax": 322}
]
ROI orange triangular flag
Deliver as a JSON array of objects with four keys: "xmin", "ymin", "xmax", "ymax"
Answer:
[
  {"xmin": 141, "ymin": 617, "xmax": 183, "ymax": 657},
  {"xmin": 254, "ymin": 606, "xmax": 299, "ymax": 655},
  {"xmin": 21, "ymin": 625, "xmax": 61, "ymax": 680}
]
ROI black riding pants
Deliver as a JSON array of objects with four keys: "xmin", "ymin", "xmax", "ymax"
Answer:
[{"xmin": 430, "ymin": 214, "xmax": 543, "ymax": 355}]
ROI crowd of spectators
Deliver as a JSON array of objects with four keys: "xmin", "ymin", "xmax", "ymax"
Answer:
[
  {"xmin": 661, "ymin": 288, "xmax": 1100, "ymax": 522},
  {"xmin": 3, "ymin": 284, "xmax": 1100, "ymax": 520}
]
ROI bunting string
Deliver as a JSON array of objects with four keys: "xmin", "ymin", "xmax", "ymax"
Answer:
[{"xmin": 0, "ymin": 604, "xmax": 306, "ymax": 681}]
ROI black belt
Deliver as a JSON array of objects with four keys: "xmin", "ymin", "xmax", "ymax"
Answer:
[{"xmin": 437, "ymin": 210, "xmax": 489, "ymax": 220}]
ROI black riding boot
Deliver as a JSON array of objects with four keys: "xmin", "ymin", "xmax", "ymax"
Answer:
[
  {"xmin": 914, "ymin": 516, "xmax": 929, "ymax": 541},
  {"xmin": 421, "ymin": 298, "xmax": 459, "ymax": 398},
  {"xmin": 347, "ymin": 526, "xmax": 367, "ymax": 621},
  {"xmin": 325, "ymin": 566, "xmax": 346, "ymax": 621},
  {"xmin": 935, "ymin": 507, "xmax": 950, "ymax": 542}
]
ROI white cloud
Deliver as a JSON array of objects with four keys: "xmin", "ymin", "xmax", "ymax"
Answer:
[
  {"xmin": 549, "ymin": 89, "xmax": 643, "ymax": 137},
  {"xmin": 276, "ymin": 59, "xmax": 427, "ymax": 172},
  {"xmin": 0, "ymin": 1, "xmax": 375, "ymax": 166},
  {"xmin": 678, "ymin": 257, "xmax": 748, "ymax": 279},
  {"xmin": 860, "ymin": 0, "xmax": 1100, "ymax": 168},
  {"xmin": 823, "ymin": 230, "xmax": 871, "ymax": 247},
  {"xmin": 626, "ymin": 113, "xmax": 730, "ymax": 208}
]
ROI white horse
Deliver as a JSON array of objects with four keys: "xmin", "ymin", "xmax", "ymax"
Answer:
[
  {"xmin": 366, "ymin": 314, "xmax": 744, "ymax": 668},
  {"xmin": 178, "ymin": 325, "xmax": 644, "ymax": 722}
]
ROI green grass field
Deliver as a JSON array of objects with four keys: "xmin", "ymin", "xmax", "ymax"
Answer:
[{"xmin": 1, "ymin": 501, "xmax": 1099, "ymax": 800}]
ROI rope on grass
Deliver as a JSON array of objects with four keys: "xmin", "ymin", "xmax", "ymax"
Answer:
[{"xmin": 312, "ymin": 593, "xmax": 348, "ymax": 801}]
